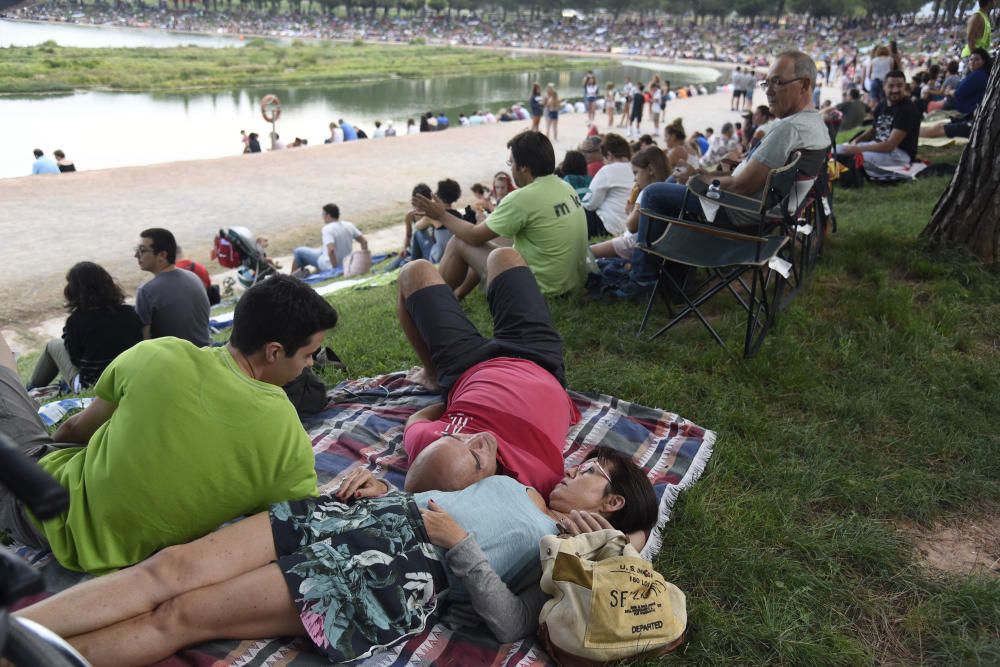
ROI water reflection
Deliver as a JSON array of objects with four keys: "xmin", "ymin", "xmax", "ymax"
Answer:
[{"xmin": 2, "ymin": 21, "xmax": 723, "ymax": 179}]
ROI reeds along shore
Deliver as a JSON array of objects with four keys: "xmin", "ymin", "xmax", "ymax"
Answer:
[{"xmin": 0, "ymin": 41, "xmax": 603, "ymax": 94}]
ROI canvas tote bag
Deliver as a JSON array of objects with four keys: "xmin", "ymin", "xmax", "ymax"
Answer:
[{"xmin": 537, "ymin": 529, "xmax": 686, "ymax": 665}]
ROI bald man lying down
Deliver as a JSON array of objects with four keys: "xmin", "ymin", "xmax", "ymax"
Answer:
[{"xmin": 395, "ymin": 247, "xmax": 579, "ymax": 500}]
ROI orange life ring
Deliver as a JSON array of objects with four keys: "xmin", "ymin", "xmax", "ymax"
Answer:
[{"xmin": 260, "ymin": 94, "xmax": 282, "ymax": 123}]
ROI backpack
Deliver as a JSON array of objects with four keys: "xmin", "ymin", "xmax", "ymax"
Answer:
[
  {"xmin": 537, "ymin": 529, "xmax": 686, "ymax": 665},
  {"xmin": 211, "ymin": 232, "xmax": 242, "ymax": 268},
  {"xmin": 834, "ymin": 153, "xmax": 866, "ymax": 189}
]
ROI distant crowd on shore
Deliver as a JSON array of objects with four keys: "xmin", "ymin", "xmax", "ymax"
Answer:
[{"xmin": 11, "ymin": 2, "xmax": 979, "ymax": 69}]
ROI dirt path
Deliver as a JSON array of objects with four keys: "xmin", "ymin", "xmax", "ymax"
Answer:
[{"xmin": 0, "ymin": 90, "xmax": 760, "ymax": 354}]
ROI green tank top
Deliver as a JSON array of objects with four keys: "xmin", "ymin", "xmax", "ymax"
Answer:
[{"xmin": 962, "ymin": 9, "xmax": 992, "ymax": 57}]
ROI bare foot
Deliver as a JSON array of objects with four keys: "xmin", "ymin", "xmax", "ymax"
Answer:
[{"xmin": 407, "ymin": 366, "xmax": 441, "ymax": 392}]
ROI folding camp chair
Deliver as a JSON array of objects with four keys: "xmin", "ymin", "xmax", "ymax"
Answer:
[
  {"xmin": 772, "ymin": 148, "xmax": 829, "ymax": 299},
  {"xmin": 219, "ymin": 228, "xmax": 278, "ymax": 287},
  {"xmin": 636, "ymin": 153, "xmax": 802, "ymax": 357}
]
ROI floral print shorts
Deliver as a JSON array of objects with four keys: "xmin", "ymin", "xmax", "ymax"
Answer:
[{"xmin": 270, "ymin": 491, "xmax": 448, "ymax": 663}]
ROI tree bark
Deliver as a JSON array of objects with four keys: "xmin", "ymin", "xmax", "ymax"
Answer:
[{"xmin": 921, "ymin": 49, "xmax": 1000, "ymax": 265}]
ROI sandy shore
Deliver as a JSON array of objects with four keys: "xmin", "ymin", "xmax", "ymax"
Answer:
[{"xmin": 2, "ymin": 85, "xmax": 836, "ymax": 355}]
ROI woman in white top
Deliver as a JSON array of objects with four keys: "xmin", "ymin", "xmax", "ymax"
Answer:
[
  {"xmin": 582, "ymin": 133, "xmax": 634, "ymax": 238},
  {"xmin": 650, "ymin": 84, "xmax": 663, "ymax": 132},
  {"xmin": 590, "ymin": 145, "xmax": 669, "ymax": 260},
  {"xmin": 584, "ymin": 74, "xmax": 599, "ymax": 124}
]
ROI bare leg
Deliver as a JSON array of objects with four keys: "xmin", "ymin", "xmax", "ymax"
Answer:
[
  {"xmin": 590, "ymin": 239, "xmax": 619, "ymax": 259},
  {"xmin": 437, "ymin": 237, "xmax": 472, "ymax": 291},
  {"xmin": 439, "ymin": 237, "xmax": 496, "ymax": 299},
  {"xmin": 484, "ymin": 247, "xmax": 529, "ymax": 291},
  {"xmin": 454, "ymin": 268, "xmax": 481, "ymax": 300},
  {"xmin": 397, "ymin": 260, "xmax": 445, "ymax": 375},
  {"xmin": 919, "ymin": 123, "xmax": 946, "ymax": 138},
  {"xmin": 16, "ymin": 512, "xmax": 276, "ymax": 639},
  {"xmin": 67, "ymin": 562, "xmax": 303, "ymax": 667}
]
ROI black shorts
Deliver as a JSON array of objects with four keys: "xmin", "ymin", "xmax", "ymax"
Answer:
[
  {"xmin": 943, "ymin": 120, "xmax": 971, "ymax": 139},
  {"xmin": 404, "ymin": 266, "xmax": 566, "ymax": 392}
]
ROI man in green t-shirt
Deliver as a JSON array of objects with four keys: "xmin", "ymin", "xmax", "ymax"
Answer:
[
  {"xmin": 0, "ymin": 275, "xmax": 338, "ymax": 573},
  {"xmin": 411, "ymin": 130, "xmax": 589, "ymax": 298}
]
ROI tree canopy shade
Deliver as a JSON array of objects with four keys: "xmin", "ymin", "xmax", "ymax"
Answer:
[{"xmin": 921, "ymin": 48, "xmax": 1000, "ymax": 264}]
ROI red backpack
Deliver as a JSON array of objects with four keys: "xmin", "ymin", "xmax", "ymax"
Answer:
[{"xmin": 211, "ymin": 232, "xmax": 242, "ymax": 268}]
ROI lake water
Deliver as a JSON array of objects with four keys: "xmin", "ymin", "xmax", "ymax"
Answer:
[{"xmin": 1, "ymin": 20, "xmax": 722, "ymax": 179}]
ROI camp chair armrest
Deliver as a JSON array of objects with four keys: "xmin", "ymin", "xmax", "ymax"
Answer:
[
  {"xmin": 688, "ymin": 178, "xmax": 764, "ymax": 214},
  {"xmin": 638, "ymin": 209, "xmax": 768, "ymax": 243}
]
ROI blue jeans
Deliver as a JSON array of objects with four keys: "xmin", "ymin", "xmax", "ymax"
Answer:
[
  {"xmin": 409, "ymin": 229, "xmax": 435, "ymax": 262},
  {"xmin": 410, "ymin": 228, "xmax": 454, "ymax": 264},
  {"xmin": 631, "ymin": 182, "xmax": 709, "ymax": 283},
  {"xmin": 293, "ymin": 246, "xmax": 322, "ymax": 269}
]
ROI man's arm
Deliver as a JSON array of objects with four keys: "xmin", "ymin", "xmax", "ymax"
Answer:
[
  {"xmin": 851, "ymin": 127, "xmax": 876, "ymax": 144},
  {"xmin": 356, "ymin": 234, "xmax": 369, "ymax": 251},
  {"xmin": 967, "ymin": 13, "xmax": 985, "ymax": 53},
  {"xmin": 326, "ymin": 242, "xmax": 337, "ymax": 268},
  {"xmin": 841, "ymin": 128, "xmax": 907, "ymax": 155},
  {"xmin": 405, "ymin": 401, "xmax": 446, "ymax": 429},
  {"xmin": 411, "ymin": 194, "xmax": 498, "ymax": 246},
  {"xmin": 52, "ymin": 397, "xmax": 116, "ymax": 444},
  {"xmin": 141, "ymin": 325, "xmax": 151, "ymax": 340},
  {"xmin": 689, "ymin": 157, "xmax": 769, "ymax": 196}
]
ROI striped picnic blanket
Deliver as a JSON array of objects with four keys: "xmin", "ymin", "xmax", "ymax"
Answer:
[{"xmin": 17, "ymin": 371, "xmax": 715, "ymax": 666}]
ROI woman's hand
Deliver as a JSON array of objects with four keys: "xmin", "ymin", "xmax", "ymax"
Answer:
[
  {"xmin": 558, "ymin": 510, "xmax": 613, "ymax": 536},
  {"xmin": 421, "ymin": 499, "xmax": 469, "ymax": 549},
  {"xmin": 334, "ymin": 468, "xmax": 389, "ymax": 502}
]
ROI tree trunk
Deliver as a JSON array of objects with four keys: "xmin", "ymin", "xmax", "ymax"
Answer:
[{"xmin": 921, "ymin": 49, "xmax": 1000, "ymax": 264}]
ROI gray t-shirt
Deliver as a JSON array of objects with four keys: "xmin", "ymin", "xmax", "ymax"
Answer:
[
  {"xmin": 734, "ymin": 109, "xmax": 830, "ymax": 188},
  {"xmin": 135, "ymin": 268, "xmax": 211, "ymax": 347},
  {"xmin": 317, "ymin": 220, "xmax": 363, "ymax": 270},
  {"xmin": 725, "ymin": 109, "xmax": 830, "ymax": 223}
]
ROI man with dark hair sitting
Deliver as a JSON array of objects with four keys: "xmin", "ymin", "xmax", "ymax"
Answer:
[
  {"xmin": 837, "ymin": 69, "xmax": 921, "ymax": 176},
  {"xmin": 411, "ymin": 178, "xmax": 477, "ymax": 264},
  {"xmin": 0, "ymin": 274, "xmax": 338, "ymax": 574},
  {"xmin": 135, "ymin": 227, "xmax": 211, "ymax": 347},
  {"xmin": 411, "ymin": 130, "xmax": 589, "ymax": 299}
]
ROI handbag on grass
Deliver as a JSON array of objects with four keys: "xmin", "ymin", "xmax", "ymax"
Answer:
[
  {"xmin": 344, "ymin": 250, "xmax": 372, "ymax": 277},
  {"xmin": 537, "ymin": 529, "xmax": 686, "ymax": 666}
]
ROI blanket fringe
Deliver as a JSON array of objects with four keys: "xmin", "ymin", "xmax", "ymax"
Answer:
[{"xmin": 640, "ymin": 428, "xmax": 716, "ymax": 561}]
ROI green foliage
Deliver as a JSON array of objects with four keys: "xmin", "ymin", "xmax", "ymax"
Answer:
[{"xmin": 0, "ymin": 43, "xmax": 600, "ymax": 94}]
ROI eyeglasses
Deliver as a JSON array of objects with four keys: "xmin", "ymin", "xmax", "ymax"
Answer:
[
  {"xmin": 134, "ymin": 245, "xmax": 154, "ymax": 255},
  {"xmin": 759, "ymin": 77, "xmax": 807, "ymax": 91},
  {"xmin": 578, "ymin": 459, "xmax": 612, "ymax": 484}
]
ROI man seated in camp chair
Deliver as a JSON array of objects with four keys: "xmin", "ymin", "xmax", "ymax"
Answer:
[
  {"xmin": 626, "ymin": 50, "xmax": 830, "ymax": 294},
  {"xmin": 388, "ymin": 248, "xmax": 580, "ymax": 500}
]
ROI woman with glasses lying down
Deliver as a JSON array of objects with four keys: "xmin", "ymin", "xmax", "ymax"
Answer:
[{"xmin": 16, "ymin": 447, "xmax": 658, "ymax": 667}]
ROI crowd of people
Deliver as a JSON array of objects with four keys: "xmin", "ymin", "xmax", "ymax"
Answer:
[
  {"xmin": 1, "ymin": 0, "xmax": 995, "ymax": 657},
  {"xmin": 2, "ymin": 210, "xmax": 656, "ymax": 666},
  {"xmin": 11, "ymin": 1, "xmax": 980, "ymax": 68}
]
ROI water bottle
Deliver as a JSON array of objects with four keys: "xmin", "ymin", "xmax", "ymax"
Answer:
[{"xmin": 706, "ymin": 179, "xmax": 722, "ymax": 200}]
